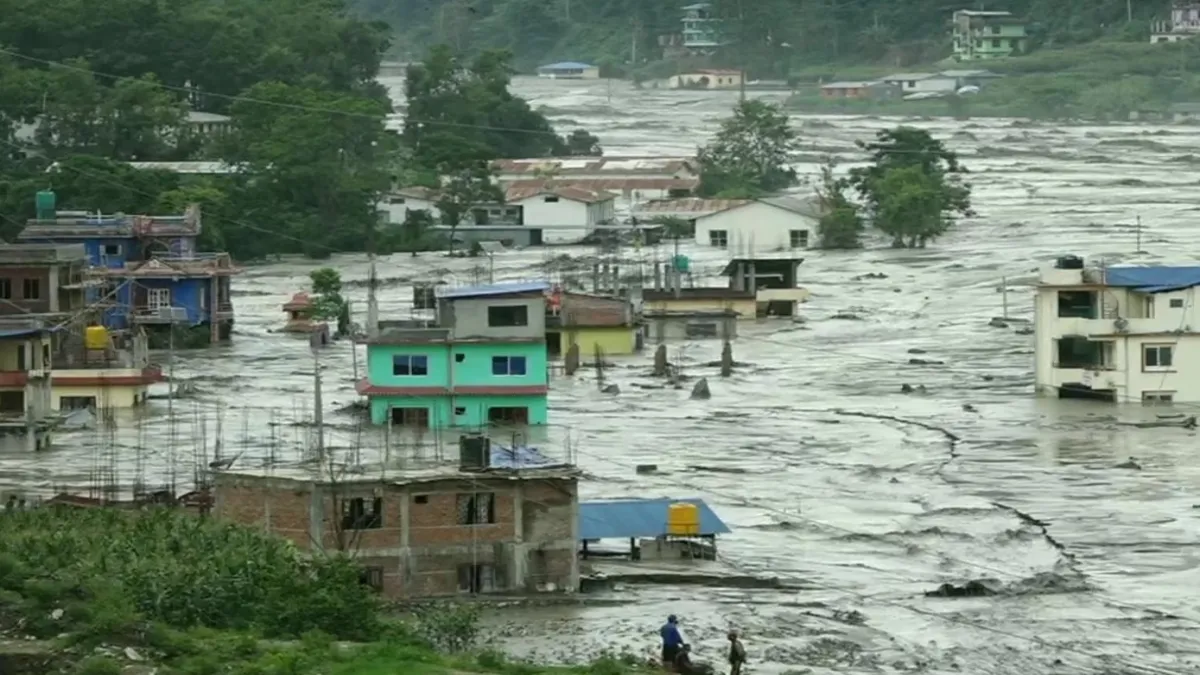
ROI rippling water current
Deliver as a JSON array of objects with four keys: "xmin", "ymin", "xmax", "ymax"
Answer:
[{"xmin": 4, "ymin": 77, "xmax": 1200, "ymax": 675}]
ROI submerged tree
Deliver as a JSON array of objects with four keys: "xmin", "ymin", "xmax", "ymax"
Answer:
[
  {"xmin": 846, "ymin": 127, "xmax": 972, "ymax": 248},
  {"xmin": 697, "ymin": 99, "xmax": 802, "ymax": 198},
  {"xmin": 814, "ymin": 159, "xmax": 864, "ymax": 249},
  {"xmin": 310, "ymin": 267, "xmax": 350, "ymax": 335},
  {"xmin": 435, "ymin": 162, "xmax": 504, "ymax": 253}
]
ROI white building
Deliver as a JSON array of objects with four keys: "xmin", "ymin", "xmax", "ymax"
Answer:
[
  {"xmin": 692, "ymin": 196, "xmax": 821, "ymax": 254},
  {"xmin": 880, "ymin": 72, "xmax": 960, "ymax": 94},
  {"xmin": 1152, "ymin": 2, "xmax": 1200, "ymax": 42},
  {"xmin": 379, "ymin": 185, "xmax": 615, "ymax": 245},
  {"xmin": 667, "ymin": 70, "xmax": 743, "ymax": 90},
  {"xmin": 536, "ymin": 62, "xmax": 601, "ymax": 79},
  {"xmin": 1034, "ymin": 256, "xmax": 1200, "ymax": 404}
]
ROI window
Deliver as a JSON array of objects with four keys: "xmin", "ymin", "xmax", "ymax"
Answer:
[
  {"xmin": 488, "ymin": 406, "xmax": 529, "ymax": 425},
  {"xmin": 457, "ymin": 563, "xmax": 496, "ymax": 593},
  {"xmin": 22, "ymin": 279, "xmax": 39, "ymax": 300},
  {"xmin": 60, "ymin": 396, "xmax": 96, "ymax": 411},
  {"xmin": 387, "ymin": 196, "xmax": 406, "ymax": 204},
  {"xmin": 492, "ymin": 355, "xmax": 528, "ymax": 376},
  {"xmin": 906, "ymin": 80, "xmax": 916, "ymax": 88},
  {"xmin": 455, "ymin": 353, "xmax": 465, "ymax": 362},
  {"xmin": 487, "ymin": 305, "xmax": 529, "ymax": 327},
  {"xmin": 708, "ymin": 230, "xmax": 728, "ymax": 248},
  {"xmin": 990, "ymin": 25, "xmax": 1000, "ymax": 34},
  {"xmin": 358, "ymin": 566, "xmax": 384, "ymax": 593},
  {"xmin": 1143, "ymin": 344, "xmax": 1174, "ymax": 370},
  {"xmin": 0, "ymin": 279, "xmax": 10, "ymax": 299},
  {"xmin": 543, "ymin": 196, "xmax": 560, "ymax": 203},
  {"xmin": 341, "ymin": 497, "xmax": 383, "ymax": 530},
  {"xmin": 454, "ymin": 406, "xmax": 466, "ymax": 415},
  {"xmin": 789, "ymin": 229, "xmax": 809, "ymax": 248},
  {"xmin": 392, "ymin": 354, "xmax": 428, "ymax": 376},
  {"xmin": 456, "ymin": 492, "xmax": 496, "ymax": 525},
  {"xmin": 1170, "ymin": 298, "xmax": 1184, "ymax": 308},
  {"xmin": 991, "ymin": 38, "xmax": 1001, "ymax": 47},
  {"xmin": 1143, "ymin": 391, "xmax": 1175, "ymax": 405},
  {"xmin": 103, "ymin": 244, "xmax": 122, "ymax": 256},
  {"xmin": 414, "ymin": 494, "xmax": 429, "ymax": 504}
]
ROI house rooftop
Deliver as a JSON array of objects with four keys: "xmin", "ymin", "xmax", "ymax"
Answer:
[
  {"xmin": 579, "ymin": 498, "xmax": 731, "ymax": 540},
  {"xmin": 643, "ymin": 287, "xmax": 755, "ymax": 301},
  {"xmin": 1103, "ymin": 266, "xmax": 1200, "ymax": 293},
  {"xmin": 493, "ymin": 156, "xmax": 696, "ymax": 177},
  {"xmin": 882, "ymin": 72, "xmax": 942, "ymax": 81},
  {"xmin": 0, "ymin": 318, "xmax": 58, "ymax": 339},
  {"xmin": 538, "ymin": 61, "xmax": 595, "ymax": 70},
  {"xmin": 19, "ymin": 204, "xmax": 203, "ymax": 239},
  {"xmin": 437, "ymin": 280, "xmax": 550, "ymax": 300},
  {"xmin": 719, "ymin": 256, "xmax": 803, "ymax": 276},
  {"xmin": 759, "ymin": 195, "xmax": 824, "ymax": 219},
  {"xmin": 506, "ymin": 178, "xmax": 699, "ymax": 193},
  {"xmin": 185, "ymin": 111, "xmax": 231, "ymax": 124},
  {"xmin": 0, "ymin": 243, "xmax": 87, "ymax": 265},
  {"xmin": 954, "ymin": 9, "xmax": 1014, "ymax": 16},
  {"xmin": 939, "ymin": 69, "xmax": 1001, "ymax": 78},
  {"xmin": 635, "ymin": 198, "xmax": 750, "ymax": 217},
  {"xmin": 821, "ymin": 81, "xmax": 882, "ymax": 89},
  {"xmin": 504, "ymin": 185, "xmax": 616, "ymax": 204}
]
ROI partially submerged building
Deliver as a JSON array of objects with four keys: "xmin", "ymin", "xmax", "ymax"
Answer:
[
  {"xmin": 723, "ymin": 256, "xmax": 810, "ymax": 318},
  {"xmin": 17, "ymin": 193, "xmax": 240, "ymax": 345},
  {"xmin": 494, "ymin": 157, "xmax": 699, "ymax": 211},
  {"xmin": 0, "ymin": 319, "xmax": 57, "ymax": 451},
  {"xmin": 693, "ymin": 196, "xmax": 820, "ymax": 254},
  {"xmin": 1035, "ymin": 255, "xmax": 1200, "ymax": 403},
  {"xmin": 357, "ymin": 281, "xmax": 550, "ymax": 428},
  {"xmin": 548, "ymin": 290, "xmax": 640, "ymax": 357},
  {"xmin": 579, "ymin": 497, "xmax": 731, "ymax": 561},
  {"xmin": 211, "ymin": 438, "xmax": 581, "ymax": 597}
]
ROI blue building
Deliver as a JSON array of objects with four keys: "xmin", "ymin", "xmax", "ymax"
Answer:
[{"xmin": 18, "ymin": 194, "xmax": 240, "ymax": 344}]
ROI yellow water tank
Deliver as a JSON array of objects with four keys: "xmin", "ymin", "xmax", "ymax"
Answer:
[
  {"xmin": 84, "ymin": 325, "xmax": 109, "ymax": 350},
  {"xmin": 666, "ymin": 502, "xmax": 701, "ymax": 536}
]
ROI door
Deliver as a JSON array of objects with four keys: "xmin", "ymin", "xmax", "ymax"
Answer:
[{"xmin": 148, "ymin": 288, "xmax": 171, "ymax": 310}]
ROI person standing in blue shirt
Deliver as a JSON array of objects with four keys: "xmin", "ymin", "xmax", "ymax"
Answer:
[{"xmin": 660, "ymin": 614, "xmax": 683, "ymax": 668}]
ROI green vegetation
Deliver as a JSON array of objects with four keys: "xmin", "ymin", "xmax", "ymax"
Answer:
[
  {"xmin": 356, "ymin": 0, "xmax": 1157, "ymax": 76},
  {"xmin": 824, "ymin": 128, "xmax": 971, "ymax": 249},
  {"xmin": 698, "ymin": 100, "xmax": 800, "ymax": 198},
  {"xmin": 0, "ymin": 507, "xmax": 650, "ymax": 675}
]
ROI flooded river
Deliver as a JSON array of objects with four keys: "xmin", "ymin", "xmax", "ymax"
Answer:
[{"xmin": 4, "ymin": 77, "xmax": 1200, "ymax": 674}]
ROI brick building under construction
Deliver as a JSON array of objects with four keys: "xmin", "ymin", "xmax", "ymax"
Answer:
[{"xmin": 211, "ymin": 439, "xmax": 581, "ymax": 598}]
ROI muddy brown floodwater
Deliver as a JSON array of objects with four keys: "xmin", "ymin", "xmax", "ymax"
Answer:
[{"xmin": 3, "ymin": 77, "xmax": 1200, "ymax": 675}]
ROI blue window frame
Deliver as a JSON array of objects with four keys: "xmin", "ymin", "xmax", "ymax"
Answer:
[
  {"xmin": 491, "ymin": 355, "xmax": 527, "ymax": 376},
  {"xmin": 393, "ymin": 354, "xmax": 429, "ymax": 376}
]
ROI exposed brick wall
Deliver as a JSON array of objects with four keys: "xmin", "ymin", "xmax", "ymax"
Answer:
[{"xmin": 212, "ymin": 473, "xmax": 578, "ymax": 599}]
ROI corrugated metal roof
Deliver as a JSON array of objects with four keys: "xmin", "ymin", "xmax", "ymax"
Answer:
[
  {"xmin": 636, "ymin": 198, "xmax": 749, "ymax": 216},
  {"xmin": 1105, "ymin": 266, "xmax": 1200, "ymax": 293},
  {"xmin": 493, "ymin": 156, "xmax": 696, "ymax": 176},
  {"xmin": 489, "ymin": 443, "xmax": 561, "ymax": 469},
  {"xmin": 821, "ymin": 81, "xmax": 880, "ymax": 89},
  {"xmin": 538, "ymin": 61, "xmax": 595, "ymax": 70},
  {"xmin": 437, "ymin": 280, "xmax": 550, "ymax": 299},
  {"xmin": 579, "ymin": 498, "xmax": 731, "ymax": 540},
  {"xmin": 504, "ymin": 185, "xmax": 617, "ymax": 204},
  {"xmin": 507, "ymin": 178, "xmax": 699, "ymax": 192},
  {"xmin": 759, "ymin": 195, "xmax": 824, "ymax": 219},
  {"xmin": 882, "ymin": 72, "xmax": 940, "ymax": 81}
]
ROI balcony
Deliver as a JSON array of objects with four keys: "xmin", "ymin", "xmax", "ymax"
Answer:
[
  {"xmin": 131, "ymin": 307, "xmax": 193, "ymax": 325},
  {"xmin": 1053, "ymin": 317, "xmax": 1178, "ymax": 337},
  {"xmin": 89, "ymin": 252, "xmax": 240, "ymax": 278}
]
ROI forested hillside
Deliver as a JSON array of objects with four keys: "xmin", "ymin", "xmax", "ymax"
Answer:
[{"xmin": 355, "ymin": 0, "xmax": 1160, "ymax": 73}]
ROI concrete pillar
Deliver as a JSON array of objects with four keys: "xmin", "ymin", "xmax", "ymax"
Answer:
[
  {"xmin": 511, "ymin": 483, "xmax": 526, "ymax": 589},
  {"xmin": 567, "ymin": 483, "xmax": 580, "ymax": 592},
  {"xmin": 399, "ymin": 487, "xmax": 412, "ymax": 589},
  {"xmin": 308, "ymin": 485, "xmax": 324, "ymax": 552},
  {"xmin": 47, "ymin": 265, "xmax": 60, "ymax": 313}
]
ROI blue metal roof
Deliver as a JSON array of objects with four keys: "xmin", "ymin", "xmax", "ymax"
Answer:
[
  {"xmin": 438, "ymin": 280, "xmax": 550, "ymax": 300},
  {"xmin": 579, "ymin": 498, "xmax": 731, "ymax": 540},
  {"xmin": 538, "ymin": 61, "xmax": 594, "ymax": 70},
  {"xmin": 0, "ymin": 327, "xmax": 56, "ymax": 339},
  {"xmin": 1105, "ymin": 266, "xmax": 1200, "ymax": 293},
  {"xmin": 490, "ymin": 443, "xmax": 558, "ymax": 469}
]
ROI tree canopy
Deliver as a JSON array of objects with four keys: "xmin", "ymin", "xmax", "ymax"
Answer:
[{"xmin": 697, "ymin": 100, "xmax": 801, "ymax": 198}]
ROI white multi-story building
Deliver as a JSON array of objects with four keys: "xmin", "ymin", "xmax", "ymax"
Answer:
[
  {"xmin": 1152, "ymin": 1, "xmax": 1200, "ymax": 43},
  {"xmin": 1034, "ymin": 256, "xmax": 1200, "ymax": 404}
]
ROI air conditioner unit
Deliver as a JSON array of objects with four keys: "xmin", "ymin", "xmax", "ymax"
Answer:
[{"xmin": 1113, "ymin": 317, "xmax": 1129, "ymax": 333}]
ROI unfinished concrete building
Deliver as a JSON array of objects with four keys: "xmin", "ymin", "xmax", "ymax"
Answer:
[
  {"xmin": 211, "ymin": 438, "xmax": 581, "ymax": 598},
  {"xmin": 0, "ymin": 243, "xmax": 91, "ymax": 319}
]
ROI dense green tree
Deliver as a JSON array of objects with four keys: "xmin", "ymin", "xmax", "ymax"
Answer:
[
  {"xmin": 697, "ymin": 99, "xmax": 800, "ymax": 198},
  {"xmin": 846, "ymin": 127, "xmax": 972, "ymax": 248},
  {"xmin": 435, "ymin": 162, "xmax": 504, "ymax": 253},
  {"xmin": 814, "ymin": 161, "xmax": 863, "ymax": 249},
  {"xmin": 220, "ymin": 81, "xmax": 395, "ymax": 258}
]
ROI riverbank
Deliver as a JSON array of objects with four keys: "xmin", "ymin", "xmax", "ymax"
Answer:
[{"xmin": 0, "ymin": 508, "xmax": 650, "ymax": 675}]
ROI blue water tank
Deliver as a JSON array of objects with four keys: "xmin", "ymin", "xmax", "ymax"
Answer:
[{"xmin": 672, "ymin": 254, "xmax": 690, "ymax": 272}]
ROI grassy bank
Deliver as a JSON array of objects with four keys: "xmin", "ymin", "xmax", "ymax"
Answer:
[
  {"xmin": 0, "ymin": 508, "xmax": 647, "ymax": 675},
  {"xmin": 783, "ymin": 39, "xmax": 1200, "ymax": 121}
]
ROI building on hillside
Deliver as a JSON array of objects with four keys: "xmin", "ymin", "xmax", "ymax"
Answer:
[
  {"xmin": 693, "ymin": 196, "xmax": 821, "ymax": 254},
  {"xmin": 1034, "ymin": 255, "xmax": 1200, "ymax": 403},
  {"xmin": 357, "ymin": 281, "xmax": 550, "ymax": 428},
  {"xmin": 494, "ymin": 156, "xmax": 699, "ymax": 211},
  {"xmin": 537, "ymin": 62, "xmax": 600, "ymax": 79},
  {"xmin": 185, "ymin": 111, "xmax": 232, "ymax": 137},
  {"xmin": 1152, "ymin": 2, "xmax": 1200, "ymax": 42},
  {"xmin": 125, "ymin": 162, "xmax": 241, "ymax": 175},
  {"xmin": 938, "ymin": 69, "xmax": 1004, "ymax": 89},
  {"xmin": 681, "ymin": 3, "xmax": 724, "ymax": 53},
  {"xmin": 211, "ymin": 439, "xmax": 581, "ymax": 598},
  {"xmin": 0, "ymin": 319, "xmax": 57, "ymax": 451},
  {"xmin": 667, "ymin": 70, "xmax": 743, "ymax": 90},
  {"xmin": 819, "ymin": 81, "xmax": 900, "ymax": 99},
  {"xmin": 547, "ymin": 290, "xmax": 639, "ymax": 358},
  {"xmin": 880, "ymin": 73, "xmax": 960, "ymax": 95},
  {"xmin": 951, "ymin": 10, "xmax": 1027, "ymax": 60},
  {"xmin": 17, "ymin": 193, "xmax": 240, "ymax": 345}
]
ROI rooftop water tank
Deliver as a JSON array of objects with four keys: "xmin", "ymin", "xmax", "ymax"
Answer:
[
  {"xmin": 666, "ymin": 502, "xmax": 700, "ymax": 536},
  {"xmin": 84, "ymin": 326, "xmax": 109, "ymax": 351},
  {"xmin": 1055, "ymin": 255, "xmax": 1084, "ymax": 270},
  {"xmin": 459, "ymin": 434, "xmax": 491, "ymax": 471},
  {"xmin": 35, "ymin": 190, "xmax": 56, "ymax": 221}
]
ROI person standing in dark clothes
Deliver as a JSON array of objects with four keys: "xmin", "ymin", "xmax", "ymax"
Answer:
[
  {"xmin": 661, "ymin": 614, "xmax": 683, "ymax": 669},
  {"xmin": 727, "ymin": 630, "xmax": 746, "ymax": 675}
]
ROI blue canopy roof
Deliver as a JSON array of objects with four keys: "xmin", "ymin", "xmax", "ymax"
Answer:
[
  {"xmin": 579, "ymin": 498, "xmax": 731, "ymax": 540},
  {"xmin": 538, "ymin": 61, "xmax": 594, "ymax": 70},
  {"xmin": 437, "ymin": 280, "xmax": 550, "ymax": 300},
  {"xmin": 1105, "ymin": 266, "xmax": 1200, "ymax": 294}
]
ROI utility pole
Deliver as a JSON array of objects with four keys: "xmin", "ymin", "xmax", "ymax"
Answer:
[
  {"xmin": 311, "ymin": 334, "xmax": 325, "ymax": 459},
  {"xmin": 366, "ymin": 253, "xmax": 379, "ymax": 340},
  {"xmin": 1135, "ymin": 215, "xmax": 1143, "ymax": 253},
  {"xmin": 631, "ymin": 18, "xmax": 639, "ymax": 66},
  {"xmin": 738, "ymin": 0, "xmax": 747, "ymax": 102},
  {"xmin": 1127, "ymin": 0, "xmax": 1133, "ymax": 23}
]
